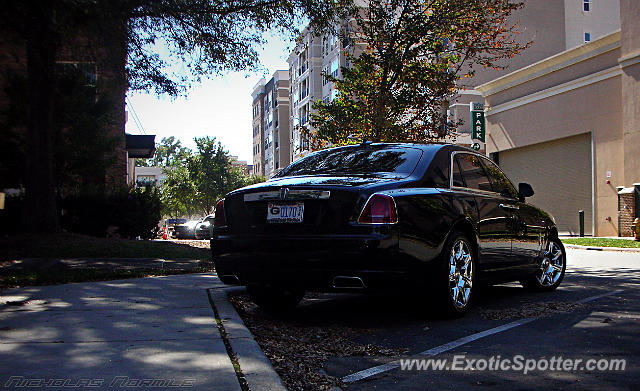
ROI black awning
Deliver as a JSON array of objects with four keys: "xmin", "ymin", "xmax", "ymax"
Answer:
[{"xmin": 126, "ymin": 134, "xmax": 156, "ymax": 158}]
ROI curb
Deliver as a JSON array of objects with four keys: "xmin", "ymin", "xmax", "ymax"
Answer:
[
  {"xmin": 565, "ymin": 244, "xmax": 640, "ymax": 253},
  {"xmin": 208, "ymin": 287, "xmax": 288, "ymax": 391}
]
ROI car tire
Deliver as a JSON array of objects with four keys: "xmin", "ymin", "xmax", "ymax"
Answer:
[
  {"xmin": 521, "ymin": 238, "xmax": 566, "ymax": 291},
  {"xmin": 432, "ymin": 231, "xmax": 476, "ymax": 318},
  {"xmin": 247, "ymin": 285, "xmax": 305, "ymax": 313}
]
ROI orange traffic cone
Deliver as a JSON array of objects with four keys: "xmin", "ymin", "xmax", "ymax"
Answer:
[{"xmin": 162, "ymin": 226, "xmax": 168, "ymax": 240}]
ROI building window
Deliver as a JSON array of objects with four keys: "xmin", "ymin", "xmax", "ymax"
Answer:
[
  {"xmin": 584, "ymin": 32, "xmax": 591, "ymax": 42},
  {"xmin": 136, "ymin": 175, "xmax": 157, "ymax": 188},
  {"xmin": 322, "ymin": 66, "xmax": 330, "ymax": 86},
  {"xmin": 330, "ymin": 58, "xmax": 339, "ymax": 78},
  {"xmin": 583, "ymin": 0, "xmax": 590, "ymax": 12}
]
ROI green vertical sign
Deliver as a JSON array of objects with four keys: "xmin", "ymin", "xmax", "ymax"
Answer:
[{"xmin": 470, "ymin": 102, "xmax": 485, "ymax": 142}]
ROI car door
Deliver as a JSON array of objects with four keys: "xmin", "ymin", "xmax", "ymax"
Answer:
[
  {"xmin": 480, "ymin": 157, "xmax": 543, "ymax": 269},
  {"xmin": 454, "ymin": 153, "xmax": 516, "ymax": 275}
]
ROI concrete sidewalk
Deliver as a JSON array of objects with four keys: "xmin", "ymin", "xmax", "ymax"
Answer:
[
  {"xmin": 0, "ymin": 274, "xmax": 283, "ymax": 390},
  {"xmin": 1, "ymin": 257, "xmax": 210, "ymax": 272}
]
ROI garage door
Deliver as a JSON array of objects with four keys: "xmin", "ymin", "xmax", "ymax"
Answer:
[{"xmin": 498, "ymin": 133, "xmax": 592, "ymax": 235}]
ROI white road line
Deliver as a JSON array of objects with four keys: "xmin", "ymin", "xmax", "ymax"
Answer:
[
  {"xmin": 341, "ymin": 318, "xmax": 535, "ymax": 383},
  {"xmin": 577, "ymin": 289, "xmax": 624, "ymax": 303},
  {"xmin": 341, "ymin": 289, "xmax": 624, "ymax": 383}
]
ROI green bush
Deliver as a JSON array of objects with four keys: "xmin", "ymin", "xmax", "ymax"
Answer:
[
  {"xmin": 0, "ymin": 194, "xmax": 24, "ymax": 235},
  {"xmin": 59, "ymin": 186, "xmax": 161, "ymax": 239}
]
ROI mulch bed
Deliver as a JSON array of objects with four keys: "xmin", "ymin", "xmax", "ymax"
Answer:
[{"xmin": 229, "ymin": 293, "xmax": 408, "ymax": 391}]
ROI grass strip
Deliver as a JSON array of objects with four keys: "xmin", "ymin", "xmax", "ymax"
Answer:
[{"xmin": 563, "ymin": 238, "xmax": 640, "ymax": 248}]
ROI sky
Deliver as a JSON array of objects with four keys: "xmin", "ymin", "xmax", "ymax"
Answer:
[{"xmin": 124, "ymin": 32, "xmax": 294, "ymax": 164}]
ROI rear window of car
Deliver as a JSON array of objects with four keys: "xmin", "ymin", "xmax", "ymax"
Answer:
[{"xmin": 275, "ymin": 146, "xmax": 423, "ymax": 178}]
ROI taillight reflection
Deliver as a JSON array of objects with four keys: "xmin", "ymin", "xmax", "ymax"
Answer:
[{"xmin": 358, "ymin": 194, "xmax": 398, "ymax": 224}]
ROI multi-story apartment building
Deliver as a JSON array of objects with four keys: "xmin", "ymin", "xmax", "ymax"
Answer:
[
  {"xmin": 229, "ymin": 155, "xmax": 252, "ymax": 176},
  {"xmin": 287, "ymin": 26, "xmax": 351, "ymax": 162},
  {"xmin": 251, "ymin": 79, "xmax": 266, "ymax": 176},
  {"xmin": 251, "ymin": 70, "xmax": 291, "ymax": 178}
]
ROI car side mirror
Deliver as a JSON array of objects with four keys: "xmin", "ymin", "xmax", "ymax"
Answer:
[{"xmin": 518, "ymin": 182, "xmax": 534, "ymax": 202}]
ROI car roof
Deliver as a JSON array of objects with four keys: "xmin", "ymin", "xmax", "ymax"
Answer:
[
  {"xmin": 308, "ymin": 142, "xmax": 450, "ymax": 154},
  {"xmin": 316, "ymin": 141, "xmax": 476, "ymax": 151}
]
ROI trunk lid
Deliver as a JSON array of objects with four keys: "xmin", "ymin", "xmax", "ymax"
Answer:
[{"xmin": 224, "ymin": 176, "xmax": 394, "ymax": 234}]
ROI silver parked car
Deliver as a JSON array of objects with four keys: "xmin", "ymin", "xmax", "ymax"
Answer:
[{"xmin": 194, "ymin": 214, "xmax": 214, "ymax": 240}]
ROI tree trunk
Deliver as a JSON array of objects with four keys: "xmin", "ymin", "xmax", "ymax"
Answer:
[{"xmin": 21, "ymin": 0, "xmax": 60, "ymax": 232}]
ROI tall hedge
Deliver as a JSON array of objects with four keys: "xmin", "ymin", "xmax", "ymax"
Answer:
[
  {"xmin": 59, "ymin": 186, "xmax": 161, "ymax": 239},
  {"xmin": 0, "ymin": 186, "xmax": 161, "ymax": 238}
]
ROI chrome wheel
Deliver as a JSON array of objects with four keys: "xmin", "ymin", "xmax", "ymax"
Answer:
[
  {"xmin": 536, "ymin": 241, "xmax": 564, "ymax": 287},
  {"xmin": 449, "ymin": 239, "xmax": 473, "ymax": 309}
]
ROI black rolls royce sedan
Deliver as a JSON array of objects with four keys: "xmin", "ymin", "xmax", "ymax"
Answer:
[{"xmin": 211, "ymin": 143, "xmax": 565, "ymax": 316}]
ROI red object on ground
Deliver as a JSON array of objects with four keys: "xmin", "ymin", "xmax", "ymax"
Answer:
[{"xmin": 162, "ymin": 226, "xmax": 168, "ymax": 240}]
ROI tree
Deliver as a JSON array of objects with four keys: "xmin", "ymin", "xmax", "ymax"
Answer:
[
  {"xmin": 311, "ymin": 0, "xmax": 527, "ymax": 145},
  {"xmin": 160, "ymin": 165, "xmax": 198, "ymax": 218},
  {"xmin": 243, "ymin": 174, "xmax": 267, "ymax": 186},
  {"xmin": 136, "ymin": 136, "xmax": 191, "ymax": 167},
  {"xmin": 187, "ymin": 136, "xmax": 245, "ymax": 215},
  {"xmin": 1, "ymin": 0, "xmax": 348, "ymax": 232},
  {"xmin": 159, "ymin": 136, "xmax": 251, "ymax": 217}
]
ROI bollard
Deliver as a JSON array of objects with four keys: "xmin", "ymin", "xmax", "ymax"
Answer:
[{"xmin": 579, "ymin": 210, "xmax": 585, "ymax": 237}]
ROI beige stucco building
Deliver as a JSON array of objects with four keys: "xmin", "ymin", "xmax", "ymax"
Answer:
[
  {"xmin": 476, "ymin": 0, "xmax": 640, "ymax": 237},
  {"xmin": 451, "ymin": 0, "xmax": 620, "ymax": 149}
]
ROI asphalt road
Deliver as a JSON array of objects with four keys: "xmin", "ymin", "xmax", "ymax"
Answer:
[{"xmin": 287, "ymin": 249, "xmax": 639, "ymax": 391}]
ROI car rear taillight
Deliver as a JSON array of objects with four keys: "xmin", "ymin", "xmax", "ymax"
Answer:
[
  {"xmin": 213, "ymin": 199, "xmax": 226, "ymax": 227},
  {"xmin": 358, "ymin": 194, "xmax": 398, "ymax": 224}
]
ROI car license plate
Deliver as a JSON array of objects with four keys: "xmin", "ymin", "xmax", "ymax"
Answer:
[{"xmin": 267, "ymin": 203, "xmax": 304, "ymax": 223}]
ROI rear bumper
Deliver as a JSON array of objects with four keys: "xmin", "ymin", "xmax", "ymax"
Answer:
[
  {"xmin": 211, "ymin": 228, "xmax": 430, "ymax": 291},
  {"xmin": 194, "ymin": 229, "xmax": 210, "ymax": 240},
  {"xmin": 174, "ymin": 228, "xmax": 195, "ymax": 239}
]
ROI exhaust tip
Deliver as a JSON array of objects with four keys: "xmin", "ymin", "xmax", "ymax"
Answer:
[{"xmin": 331, "ymin": 276, "xmax": 366, "ymax": 289}]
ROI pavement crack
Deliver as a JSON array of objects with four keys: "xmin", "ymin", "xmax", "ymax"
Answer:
[{"xmin": 207, "ymin": 288, "xmax": 250, "ymax": 391}]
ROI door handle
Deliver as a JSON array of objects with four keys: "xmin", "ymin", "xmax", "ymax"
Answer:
[{"xmin": 499, "ymin": 203, "xmax": 519, "ymax": 210}]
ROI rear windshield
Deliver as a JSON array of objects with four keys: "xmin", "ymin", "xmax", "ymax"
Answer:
[{"xmin": 274, "ymin": 146, "xmax": 423, "ymax": 178}]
